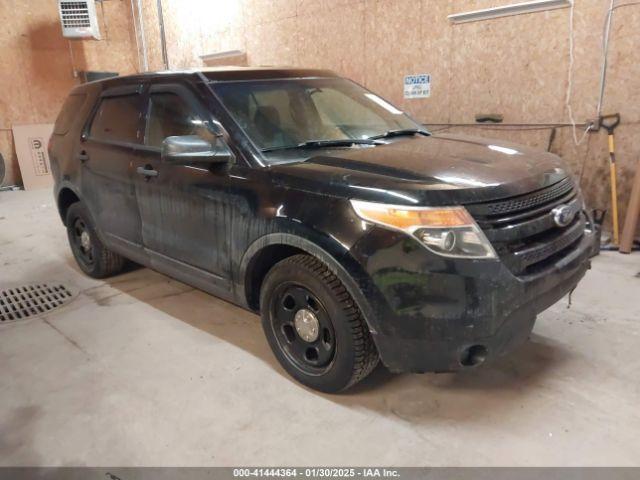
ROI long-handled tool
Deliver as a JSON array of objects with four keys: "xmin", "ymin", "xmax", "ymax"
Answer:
[
  {"xmin": 601, "ymin": 113, "xmax": 621, "ymax": 248},
  {"xmin": 620, "ymin": 158, "xmax": 640, "ymax": 254}
]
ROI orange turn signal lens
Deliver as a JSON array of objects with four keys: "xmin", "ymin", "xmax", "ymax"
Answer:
[{"xmin": 350, "ymin": 200, "xmax": 473, "ymax": 230}]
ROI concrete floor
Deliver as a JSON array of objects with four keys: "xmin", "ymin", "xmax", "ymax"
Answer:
[{"xmin": 1, "ymin": 188, "xmax": 639, "ymax": 466}]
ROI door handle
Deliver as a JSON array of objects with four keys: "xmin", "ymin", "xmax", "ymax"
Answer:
[
  {"xmin": 77, "ymin": 151, "xmax": 89, "ymax": 163},
  {"xmin": 136, "ymin": 165, "xmax": 159, "ymax": 178}
]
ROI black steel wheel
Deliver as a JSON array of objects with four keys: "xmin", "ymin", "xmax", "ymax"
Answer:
[
  {"xmin": 70, "ymin": 216, "xmax": 95, "ymax": 268},
  {"xmin": 260, "ymin": 254, "xmax": 379, "ymax": 392},
  {"xmin": 270, "ymin": 284, "xmax": 336, "ymax": 375},
  {"xmin": 66, "ymin": 202, "xmax": 125, "ymax": 279}
]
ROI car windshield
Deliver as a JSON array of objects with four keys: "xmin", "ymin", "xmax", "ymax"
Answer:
[{"xmin": 212, "ymin": 77, "xmax": 422, "ymax": 157}]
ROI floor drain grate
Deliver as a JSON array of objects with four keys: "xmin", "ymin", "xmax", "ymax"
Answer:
[{"xmin": 0, "ymin": 284, "xmax": 74, "ymax": 322}]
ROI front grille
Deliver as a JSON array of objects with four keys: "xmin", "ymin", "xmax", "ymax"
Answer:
[
  {"xmin": 470, "ymin": 177, "xmax": 575, "ymax": 216},
  {"xmin": 466, "ymin": 178, "xmax": 585, "ymax": 276}
]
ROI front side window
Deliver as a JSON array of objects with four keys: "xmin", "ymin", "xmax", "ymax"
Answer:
[
  {"xmin": 145, "ymin": 93, "xmax": 209, "ymax": 148},
  {"xmin": 90, "ymin": 94, "xmax": 141, "ymax": 144},
  {"xmin": 213, "ymin": 77, "xmax": 421, "ymax": 159}
]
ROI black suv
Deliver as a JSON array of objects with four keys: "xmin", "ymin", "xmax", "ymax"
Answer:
[{"xmin": 50, "ymin": 68, "xmax": 594, "ymax": 392}]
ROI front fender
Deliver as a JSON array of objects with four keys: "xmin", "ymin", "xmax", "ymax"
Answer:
[{"xmin": 237, "ymin": 232, "xmax": 384, "ymax": 338}]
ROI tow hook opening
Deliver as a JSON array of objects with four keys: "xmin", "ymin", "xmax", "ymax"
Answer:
[{"xmin": 460, "ymin": 345, "xmax": 488, "ymax": 367}]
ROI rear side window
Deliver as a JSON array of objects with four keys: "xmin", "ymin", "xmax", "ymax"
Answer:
[
  {"xmin": 145, "ymin": 93, "xmax": 207, "ymax": 148},
  {"xmin": 54, "ymin": 94, "xmax": 86, "ymax": 135},
  {"xmin": 90, "ymin": 94, "xmax": 141, "ymax": 144}
]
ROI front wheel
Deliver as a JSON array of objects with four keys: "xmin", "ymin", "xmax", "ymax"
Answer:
[{"xmin": 260, "ymin": 254, "xmax": 379, "ymax": 393}]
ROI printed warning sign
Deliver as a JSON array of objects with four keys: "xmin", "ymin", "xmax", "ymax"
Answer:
[{"xmin": 404, "ymin": 74, "xmax": 431, "ymax": 99}]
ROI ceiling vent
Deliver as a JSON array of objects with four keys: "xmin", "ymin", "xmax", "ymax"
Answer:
[{"xmin": 58, "ymin": 0, "xmax": 101, "ymax": 40}]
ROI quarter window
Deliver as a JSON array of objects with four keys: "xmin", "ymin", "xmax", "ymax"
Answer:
[
  {"xmin": 90, "ymin": 94, "xmax": 141, "ymax": 143},
  {"xmin": 54, "ymin": 94, "xmax": 87, "ymax": 135},
  {"xmin": 145, "ymin": 93, "xmax": 208, "ymax": 148}
]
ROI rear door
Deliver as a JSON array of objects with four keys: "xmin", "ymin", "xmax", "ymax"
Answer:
[
  {"xmin": 80, "ymin": 84, "xmax": 146, "ymax": 260},
  {"xmin": 133, "ymin": 83, "xmax": 236, "ymax": 294}
]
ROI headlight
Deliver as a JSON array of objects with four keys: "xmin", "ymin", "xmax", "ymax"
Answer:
[{"xmin": 350, "ymin": 200, "xmax": 497, "ymax": 259}]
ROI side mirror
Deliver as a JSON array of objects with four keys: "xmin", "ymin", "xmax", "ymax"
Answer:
[{"xmin": 161, "ymin": 135, "xmax": 231, "ymax": 165}]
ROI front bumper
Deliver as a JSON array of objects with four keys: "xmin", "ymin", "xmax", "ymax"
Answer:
[{"xmin": 350, "ymin": 227, "xmax": 595, "ymax": 373}]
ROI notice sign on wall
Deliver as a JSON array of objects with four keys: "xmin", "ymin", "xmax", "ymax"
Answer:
[
  {"xmin": 404, "ymin": 74, "xmax": 431, "ymax": 99},
  {"xmin": 12, "ymin": 123, "xmax": 54, "ymax": 190}
]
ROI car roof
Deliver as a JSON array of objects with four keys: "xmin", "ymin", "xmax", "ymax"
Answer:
[
  {"xmin": 201, "ymin": 66, "xmax": 339, "ymax": 81},
  {"xmin": 78, "ymin": 66, "xmax": 340, "ymax": 89}
]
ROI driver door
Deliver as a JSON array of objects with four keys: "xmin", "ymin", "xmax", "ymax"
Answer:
[{"xmin": 133, "ymin": 84, "xmax": 234, "ymax": 293}]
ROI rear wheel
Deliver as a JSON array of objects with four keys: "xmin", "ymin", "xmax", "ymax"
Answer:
[
  {"xmin": 66, "ymin": 202, "xmax": 125, "ymax": 278},
  {"xmin": 260, "ymin": 254, "xmax": 379, "ymax": 392}
]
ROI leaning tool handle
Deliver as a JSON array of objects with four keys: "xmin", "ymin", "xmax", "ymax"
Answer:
[{"xmin": 600, "ymin": 113, "xmax": 621, "ymax": 245}]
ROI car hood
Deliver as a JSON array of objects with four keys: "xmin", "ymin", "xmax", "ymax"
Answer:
[{"xmin": 268, "ymin": 133, "xmax": 571, "ymax": 206}]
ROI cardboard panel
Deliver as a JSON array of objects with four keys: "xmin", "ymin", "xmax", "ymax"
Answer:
[{"xmin": 12, "ymin": 124, "xmax": 54, "ymax": 191}]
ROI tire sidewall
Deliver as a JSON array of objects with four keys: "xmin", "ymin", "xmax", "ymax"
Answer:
[{"xmin": 260, "ymin": 258, "xmax": 361, "ymax": 393}]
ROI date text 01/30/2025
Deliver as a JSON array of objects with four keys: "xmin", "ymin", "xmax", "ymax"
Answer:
[{"xmin": 232, "ymin": 468, "xmax": 400, "ymax": 478}]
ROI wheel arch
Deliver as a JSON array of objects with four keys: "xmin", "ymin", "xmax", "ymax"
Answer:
[
  {"xmin": 56, "ymin": 184, "xmax": 82, "ymax": 225},
  {"xmin": 239, "ymin": 233, "xmax": 381, "ymax": 337}
]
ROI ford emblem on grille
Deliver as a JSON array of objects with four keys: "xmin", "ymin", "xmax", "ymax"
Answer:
[{"xmin": 552, "ymin": 204, "xmax": 577, "ymax": 227}]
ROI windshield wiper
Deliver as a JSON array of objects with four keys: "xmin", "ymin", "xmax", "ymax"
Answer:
[
  {"xmin": 367, "ymin": 128, "xmax": 430, "ymax": 140},
  {"xmin": 262, "ymin": 138, "xmax": 383, "ymax": 153}
]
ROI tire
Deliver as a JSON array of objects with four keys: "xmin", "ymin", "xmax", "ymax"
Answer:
[
  {"xmin": 65, "ymin": 202, "xmax": 125, "ymax": 279},
  {"xmin": 260, "ymin": 254, "xmax": 379, "ymax": 392}
]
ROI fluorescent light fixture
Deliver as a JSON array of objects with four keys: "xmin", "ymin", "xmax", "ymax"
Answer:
[
  {"xmin": 364, "ymin": 93, "xmax": 403, "ymax": 115},
  {"xmin": 448, "ymin": 0, "xmax": 572, "ymax": 24},
  {"xmin": 488, "ymin": 145, "xmax": 520, "ymax": 155}
]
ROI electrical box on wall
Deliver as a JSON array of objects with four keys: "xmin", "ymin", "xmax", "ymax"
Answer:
[{"xmin": 58, "ymin": 1, "xmax": 101, "ymax": 40}]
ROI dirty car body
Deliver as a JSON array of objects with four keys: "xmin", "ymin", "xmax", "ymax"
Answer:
[{"xmin": 49, "ymin": 68, "xmax": 595, "ymax": 391}]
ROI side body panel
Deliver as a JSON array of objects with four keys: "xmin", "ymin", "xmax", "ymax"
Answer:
[{"xmin": 81, "ymin": 139, "xmax": 144, "ymax": 248}]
